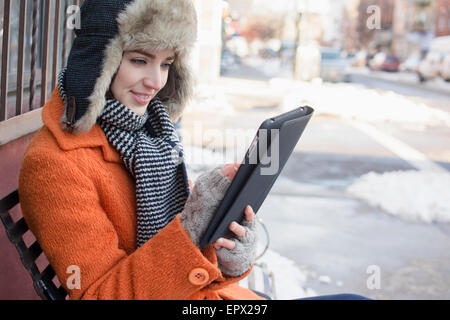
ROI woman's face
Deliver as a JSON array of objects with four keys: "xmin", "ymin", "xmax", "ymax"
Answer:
[{"xmin": 110, "ymin": 48, "xmax": 175, "ymax": 116}]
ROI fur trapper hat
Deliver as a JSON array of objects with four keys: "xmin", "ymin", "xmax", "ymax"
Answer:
[{"xmin": 62, "ymin": 0, "xmax": 198, "ymax": 134}]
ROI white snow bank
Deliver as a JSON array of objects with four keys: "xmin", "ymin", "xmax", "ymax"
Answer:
[
  {"xmin": 239, "ymin": 243, "xmax": 316, "ymax": 300},
  {"xmin": 183, "ymin": 145, "xmax": 247, "ymax": 182},
  {"xmin": 347, "ymin": 170, "xmax": 450, "ymax": 223},
  {"xmin": 273, "ymin": 79, "xmax": 450, "ymax": 128},
  {"xmin": 188, "ymin": 77, "xmax": 450, "ymax": 128},
  {"xmin": 188, "ymin": 77, "xmax": 450, "ymax": 129},
  {"xmin": 185, "ymin": 83, "xmax": 235, "ymax": 115}
]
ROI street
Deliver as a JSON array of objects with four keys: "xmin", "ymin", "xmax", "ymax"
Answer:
[{"xmin": 182, "ymin": 64, "xmax": 450, "ymax": 299}]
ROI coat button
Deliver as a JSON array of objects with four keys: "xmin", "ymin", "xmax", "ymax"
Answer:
[{"xmin": 188, "ymin": 268, "xmax": 209, "ymax": 286}]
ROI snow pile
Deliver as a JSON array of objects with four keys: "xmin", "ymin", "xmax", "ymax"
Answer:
[
  {"xmin": 347, "ymin": 170, "xmax": 450, "ymax": 223},
  {"xmin": 276, "ymin": 79, "xmax": 450, "ymax": 128},
  {"xmin": 242, "ymin": 56, "xmax": 282, "ymax": 78},
  {"xmin": 187, "ymin": 77, "xmax": 450, "ymax": 128},
  {"xmin": 185, "ymin": 83, "xmax": 235, "ymax": 115},
  {"xmin": 183, "ymin": 145, "xmax": 241, "ymax": 182},
  {"xmin": 238, "ymin": 244, "xmax": 316, "ymax": 300}
]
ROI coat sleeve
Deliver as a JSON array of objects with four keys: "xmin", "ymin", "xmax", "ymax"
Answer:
[{"xmin": 18, "ymin": 148, "xmax": 223, "ymax": 300}]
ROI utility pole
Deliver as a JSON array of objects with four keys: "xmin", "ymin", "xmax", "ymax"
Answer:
[
  {"xmin": 294, "ymin": 0, "xmax": 309, "ymax": 80},
  {"xmin": 293, "ymin": 11, "xmax": 303, "ymax": 77}
]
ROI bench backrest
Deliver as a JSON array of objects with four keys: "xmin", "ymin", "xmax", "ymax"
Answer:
[{"xmin": 0, "ymin": 190, "xmax": 68, "ymax": 300}]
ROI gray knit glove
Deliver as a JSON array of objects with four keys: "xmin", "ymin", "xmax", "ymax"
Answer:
[
  {"xmin": 215, "ymin": 218, "xmax": 257, "ymax": 277},
  {"xmin": 180, "ymin": 166, "xmax": 257, "ymax": 277},
  {"xmin": 180, "ymin": 166, "xmax": 231, "ymax": 248}
]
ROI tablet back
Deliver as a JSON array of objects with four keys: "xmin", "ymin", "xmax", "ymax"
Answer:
[{"xmin": 200, "ymin": 106, "xmax": 314, "ymax": 248}]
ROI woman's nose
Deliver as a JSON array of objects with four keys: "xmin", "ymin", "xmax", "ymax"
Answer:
[{"xmin": 143, "ymin": 70, "xmax": 162, "ymax": 91}]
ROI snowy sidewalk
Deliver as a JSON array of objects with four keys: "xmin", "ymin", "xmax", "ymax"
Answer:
[{"xmin": 349, "ymin": 67, "xmax": 450, "ymax": 96}]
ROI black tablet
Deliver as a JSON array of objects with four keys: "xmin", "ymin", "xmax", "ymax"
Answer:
[{"xmin": 199, "ymin": 106, "xmax": 314, "ymax": 248}]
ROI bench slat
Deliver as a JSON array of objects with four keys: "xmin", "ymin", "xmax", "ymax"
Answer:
[
  {"xmin": 0, "ymin": 190, "xmax": 19, "ymax": 212},
  {"xmin": 7, "ymin": 218, "xmax": 29, "ymax": 243},
  {"xmin": 1, "ymin": 190, "xmax": 68, "ymax": 300},
  {"xmin": 28, "ymin": 241, "xmax": 43, "ymax": 262}
]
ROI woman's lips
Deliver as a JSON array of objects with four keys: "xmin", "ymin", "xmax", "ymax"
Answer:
[{"xmin": 131, "ymin": 91, "xmax": 152, "ymax": 105}]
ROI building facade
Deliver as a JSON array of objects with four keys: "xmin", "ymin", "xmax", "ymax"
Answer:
[{"xmin": 435, "ymin": 0, "xmax": 450, "ymax": 37}]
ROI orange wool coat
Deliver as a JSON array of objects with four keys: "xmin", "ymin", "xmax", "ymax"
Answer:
[{"xmin": 18, "ymin": 87, "xmax": 264, "ymax": 300}]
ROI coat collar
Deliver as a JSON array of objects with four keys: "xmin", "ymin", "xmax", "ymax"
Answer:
[{"xmin": 43, "ymin": 87, "xmax": 121, "ymax": 163}]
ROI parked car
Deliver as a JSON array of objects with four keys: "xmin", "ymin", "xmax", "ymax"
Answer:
[
  {"xmin": 369, "ymin": 52, "xmax": 400, "ymax": 72},
  {"xmin": 369, "ymin": 52, "xmax": 384, "ymax": 70},
  {"xmin": 351, "ymin": 50, "xmax": 368, "ymax": 67},
  {"xmin": 440, "ymin": 53, "xmax": 450, "ymax": 81},
  {"xmin": 418, "ymin": 36, "xmax": 450, "ymax": 82},
  {"xmin": 399, "ymin": 55, "xmax": 421, "ymax": 73},
  {"xmin": 418, "ymin": 51, "xmax": 444, "ymax": 81},
  {"xmin": 382, "ymin": 54, "xmax": 401, "ymax": 72},
  {"xmin": 319, "ymin": 48, "xmax": 351, "ymax": 82},
  {"xmin": 220, "ymin": 48, "xmax": 241, "ymax": 74}
]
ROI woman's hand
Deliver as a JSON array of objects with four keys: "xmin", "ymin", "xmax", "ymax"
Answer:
[
  {"xmin": 215, "ymin": 162, "xmax": 255, "ymax": 251},
  {"xmin": 213, "ymin": 205, "xmax": 255, "ymax": 250},
  {"xmin": 214, "ymin": 162, "xmax": 241, "ymax": 250},
  {"xmin": 215, "ymin": 162, "xmax": 258, "ymax": 277},
  {"xmin": 220, "ymin": 162, "xmax": 239, "ymax": 181},
  {"xmin": 180, "ymin": 165, "xmax": 234, "ymax": 248},
  {"xmin": 214, "ymin": 202, "xmax": 258, "ymax": 277},
  {"xmin": 180, "ymin": 162, "xmax": 257, "ymax": 276}
]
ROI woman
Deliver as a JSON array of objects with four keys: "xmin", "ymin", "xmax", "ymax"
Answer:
[{"xmin": 19, "ymin": 0, "xmax": 262, "ymax": 300}]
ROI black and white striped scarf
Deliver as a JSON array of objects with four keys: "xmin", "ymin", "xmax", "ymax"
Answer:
[{"xmin": 58, "ymin": 68, "xmax": 190, "ymax": 247}]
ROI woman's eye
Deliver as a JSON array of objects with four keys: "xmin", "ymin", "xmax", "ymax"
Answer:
[
  {"xmin": 161, "ymin": 63, "xmax": 172, "ymax": 69},
  {"xmin": 131, "ymin": 58, "xmax": 146, "ymax": 65}
]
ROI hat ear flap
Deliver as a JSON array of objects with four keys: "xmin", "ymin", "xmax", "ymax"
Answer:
[{"xmin": 63, "ymin": 36, "xmax": 124, "ymax": 134}]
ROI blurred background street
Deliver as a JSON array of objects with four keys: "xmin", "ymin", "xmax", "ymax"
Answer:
[{"xmin": 182, "ymin": 0, "xmax": 450, "ymax": 299}]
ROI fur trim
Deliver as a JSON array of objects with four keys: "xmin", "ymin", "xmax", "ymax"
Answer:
[
  {"xmin": 70, "ymin": 0, "xmax": 197, "ymax": 133},
  {"xmin": 118, "ymin": 0, "xmax": 197, "ymax": 54}
]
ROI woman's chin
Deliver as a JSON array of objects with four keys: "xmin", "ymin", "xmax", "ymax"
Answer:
[{"xmin": 128, "ymin": 105, "xmax": 148, "ymax": 116}]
